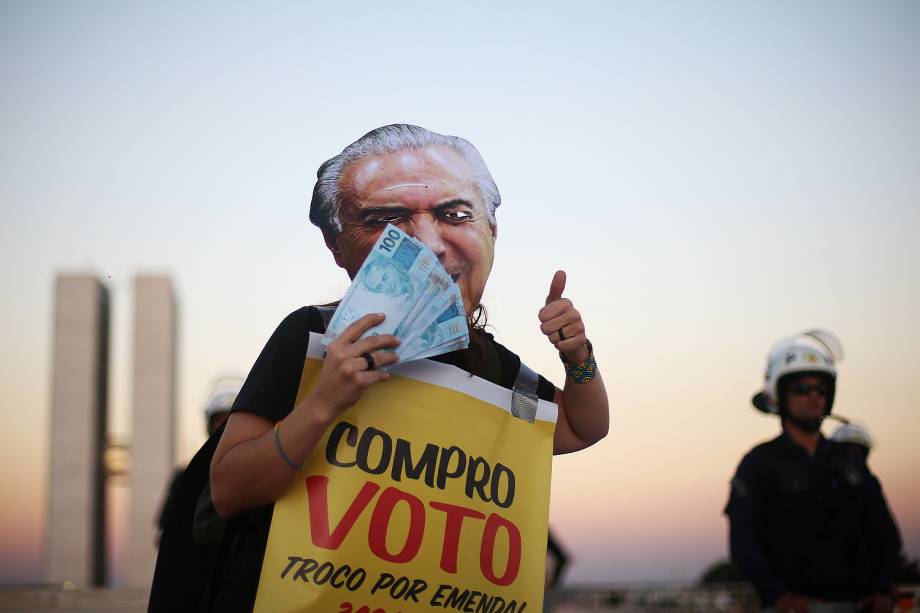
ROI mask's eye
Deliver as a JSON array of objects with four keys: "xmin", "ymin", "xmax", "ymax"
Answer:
[
  {"xmin": 366, "ymin": 213, "xmax": 405, "ymax": 226},
  {"xmin": 442, "ymin": 209, "xmax": 473, "ymax": 223}
]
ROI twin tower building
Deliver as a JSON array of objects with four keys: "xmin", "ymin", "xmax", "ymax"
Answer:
[{"xmin": 47, "ymin": 274, "xmax": 177, "ymax": 589}]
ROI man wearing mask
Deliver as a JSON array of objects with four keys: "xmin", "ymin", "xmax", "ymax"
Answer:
[
  {"xmin": 151, "ymin": 124, "xmax": 609, "ymax": 612},
  {"xmin": 725, "ymin": 330, "xmax": 898, "ymax": 613}
]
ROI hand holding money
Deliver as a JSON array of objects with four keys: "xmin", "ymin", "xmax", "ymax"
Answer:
[
  {"xmin": 323, "ymin": 224, "xmax": 470, "ymax": 365},
  {"xmin": 309, "ymin": 313, "xmax": 401, "ymax": 419}
]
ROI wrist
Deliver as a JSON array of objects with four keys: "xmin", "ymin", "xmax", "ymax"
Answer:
[
  {"xmin": 273, "ymin": 422, "xmax": 304, "ymax": 470},
  {"xmin": 560, "ymin": 340, "xmax": 597, "ymax": 384},
  {"xmin": 563, "ymin": 345, "xmax": 589, "ymax": 364},
  {"xmin": 300, "ymin": 392, "xmax": 339, "ymax": 426}
]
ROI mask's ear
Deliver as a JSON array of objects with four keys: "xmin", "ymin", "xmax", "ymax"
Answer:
[{"xmin": 324, "ymin": 232, "xmax": 345, "ymax": 269}]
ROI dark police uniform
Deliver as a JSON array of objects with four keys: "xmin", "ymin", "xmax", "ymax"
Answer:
[{"xmin": 725, "ymin": 433, "xmax": 898, "ymax": 608}]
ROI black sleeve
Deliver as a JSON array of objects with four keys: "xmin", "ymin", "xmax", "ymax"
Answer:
[
  {"xmin": 231, "ymin": 307, "xmax": 319, "ymax": 424},
  {"xmin": 490, "ymin": 337, "xmax": 556, "ymax": 402},
  {"xmin": 536, "ymin": 374, "xmax": 556, "ymax": 402},
  {"xmin": 865, "ymin": 471, "xmax": 900, "ymax": 595},
  {"xmin": 725, "ymin": 451, "xmax": 786, "ymax": 606}
]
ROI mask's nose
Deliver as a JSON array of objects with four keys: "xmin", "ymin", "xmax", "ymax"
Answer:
[{"xmin": 412, "ymin": 217, "xmax": 447, "ymax": 257}]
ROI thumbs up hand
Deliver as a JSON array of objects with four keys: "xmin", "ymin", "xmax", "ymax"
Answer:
[{"xmin": 538, "ymin": 270, "xmax": 589, "ymax": 364}]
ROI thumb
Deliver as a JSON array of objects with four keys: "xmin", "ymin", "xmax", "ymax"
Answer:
[{"xmin": 545, "ymin": 270, "xmax": 566, "ymax": 305}]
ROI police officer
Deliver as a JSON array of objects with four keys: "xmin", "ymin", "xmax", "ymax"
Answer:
[
  {"xmin": 830, "ymin": 422, "xmax": 905, "ymax": 596},
  {"xmin": 830, "ymin": 423, "xmax": 874, "ymax": 462},
  {"xmin": 201, "ymin": 376, "xmax": 242, "ymax": 436},
  {"xmin": 156, "ymin": 377, "xmax": 242, "ymax": 543},
  {"xmin": 725, "ymin": 330, "xmax": 898, "ymax": 613}
]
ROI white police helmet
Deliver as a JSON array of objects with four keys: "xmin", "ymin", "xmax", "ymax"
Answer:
[
  {"xmin": 203, "ymin": 376, "xmax": 243, "ymax": 421},
  {"xmin": 831, "ymin": 423, "xmax": 873, "ymax": 451},
  {"xmin": 761, "ymin": 328, "xmax": 843, "ymax": 415}
]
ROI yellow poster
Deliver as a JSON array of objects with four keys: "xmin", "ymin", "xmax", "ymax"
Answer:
[{"xmin": 254, "ymin": 333, "xmax": 557, "ymax": 613}]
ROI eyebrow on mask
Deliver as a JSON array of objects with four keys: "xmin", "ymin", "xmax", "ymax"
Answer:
[
  {"xmin": 359, "ymin": 200, "xmax": 475, "ymax": 219},
  {"xmin": 358, "ymin": 205, "xmax": 412, "ymax": 219},
  {"xmin": 383, "ymin": 183, "xmax": 428, "ymax": 191},
  {"xmin": 433, "ymin": 199, "xmax": 475, "ymax": 213}
]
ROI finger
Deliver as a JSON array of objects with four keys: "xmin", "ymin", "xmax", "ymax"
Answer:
[
  {"xmin": 540, "ymin": 310, "xmax": 581, "ymax": 334},
  {"xmin": 352, "ymin": 333, "xmax": 401, "ymax": 355},
  {"xmin": 355, "ymin": 369, "xmax": 391, "ymax": 386},
  {"xmin": 557, "ymin": 335, "xmax": 588, "ymax": 356},
  {"xmin": 552, "ymin": 324, "xmax": 586, "ymax": 345},
  {"xmin": 540, "ymin": 312, "xmax": 582, "ymax": 337},
  {"xmin": 538, "ymin": 297, "xmax": 573, "ymax": 322},
  {"xmin": 372, "ymin": 349, "xmax": 401, "ymax": 368},
  {"xmin": 547, "ymin": 324, "xmax": 586, "ymax": 347},
  {"xmin": 339, "ymin": 313, "xmax": 386, "ymax": 343},
  {"xmin": 554, "ymin": 327, "xmax": 586, "ymax": 348},
  {"xmin": 352, "ymin": 349, "xmax": 400, "ymax": 372},
  {"xmin": 545, "ymin": 270, "xmax": 566, "ymax": 306}
]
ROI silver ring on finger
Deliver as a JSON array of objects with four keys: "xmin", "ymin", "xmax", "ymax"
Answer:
[{"xmin": 362, "ymin": 352, "xmax": 376, "ymax": 370}]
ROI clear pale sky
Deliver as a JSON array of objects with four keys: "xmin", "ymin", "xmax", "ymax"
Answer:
[{"xmin": 1, "ymin": 0, "xmax": 918, "ymax": 586}]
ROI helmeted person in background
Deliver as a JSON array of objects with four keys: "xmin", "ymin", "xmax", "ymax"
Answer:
[
  {"xmin": 725, "ymin": 330, "xmax": 899, "ymax": 613},
  {"xmin": 830, "ymin": 423, "xmax": 874, "ymax": 461},
  {"xmin": 156, "ymin": 377, "xmax": 242, "ymax": 543},
  {"xmin": 830, "ymin": 423, "xmax": 905, "ymax": 596},
  {"xmin": 202, "ymin": 376, "xmax": 242, "ymax": 435}
]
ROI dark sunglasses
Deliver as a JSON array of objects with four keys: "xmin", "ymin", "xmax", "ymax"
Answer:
[{"xmin": 789, "ymin": 382, "xmax": 829, "ymax": 396}]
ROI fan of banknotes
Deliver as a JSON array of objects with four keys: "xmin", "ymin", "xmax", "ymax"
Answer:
[{"xmin": 322, "ymin": 224, "xmax": 469, "ymax": 363}]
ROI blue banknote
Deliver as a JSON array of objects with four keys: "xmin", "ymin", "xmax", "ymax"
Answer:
[
  {"xmin": 398, "ymin": 284, "xmax": 468, "ymax": 360},
  {"xmin": 322, "ymin": 224, "xmax": 469, "ymax": 363},
  {"xmin": 323, "ymin": 225, "xmax": 437, "ymax": 344}
]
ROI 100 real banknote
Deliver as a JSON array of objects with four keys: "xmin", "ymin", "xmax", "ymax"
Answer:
[{"xmin": 322, "ymin": 224, "xmax": 469, "ymax": 363}]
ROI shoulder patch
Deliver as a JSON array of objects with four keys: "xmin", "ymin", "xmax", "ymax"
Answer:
[{"xmin": 730, "ymin": 476, "xmax": 749, "ymax": 498}]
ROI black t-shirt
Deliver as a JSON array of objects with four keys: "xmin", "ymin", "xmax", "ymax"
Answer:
[
  {"xmin": 209, "ymin": 306, "xmax": 555, "ymax": 611},
  {"xmin": 232, "ymin": 306, "xmax": 555, "ymax": 421}
]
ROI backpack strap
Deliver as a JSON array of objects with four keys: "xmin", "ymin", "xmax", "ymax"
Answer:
[
  {"xmin": 314, "ymin": 305, "xmax": 336, "ymax": 331},
  {"xmin": 511, "ymin": 361, "xmax": 540, "ymax": 423},
  {"xmin": 472, "ymin": 331, "xmax": 540, "ymax": 424},
  {"xmin": 477, "ymin": 332, "xmax": 503, "ymax": 385}
]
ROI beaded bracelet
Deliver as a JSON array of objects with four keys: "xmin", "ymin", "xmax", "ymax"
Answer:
[
  {"xmin": 274, "ymin": 422, "xmax": 304, "ymax": 470},
  {"xmin": 560, "ymin": 340, "xmax": 597, "ymax": 384}
]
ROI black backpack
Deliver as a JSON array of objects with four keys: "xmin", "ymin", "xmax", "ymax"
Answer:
[{"xmin": 148, "ymin": 422, "xmax": 227, "ymax": 612}]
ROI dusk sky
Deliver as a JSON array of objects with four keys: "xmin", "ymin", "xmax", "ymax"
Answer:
[{"xmin": 1, "ymin": 0, "xmax": 918, "ymax": 586}]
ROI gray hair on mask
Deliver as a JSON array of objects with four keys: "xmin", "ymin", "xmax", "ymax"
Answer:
[{"xmin": 309, "ymin": 124, "xmax": 501, "ymax": 237}]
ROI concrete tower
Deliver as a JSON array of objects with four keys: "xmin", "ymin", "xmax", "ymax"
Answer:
[
  {"xmin": 45, "ymin": 275, "xmax": 110, "ymax": 587},
  {"xmin": 126, "ymin": 275, "xmax": 177, "ymax": 589}
]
